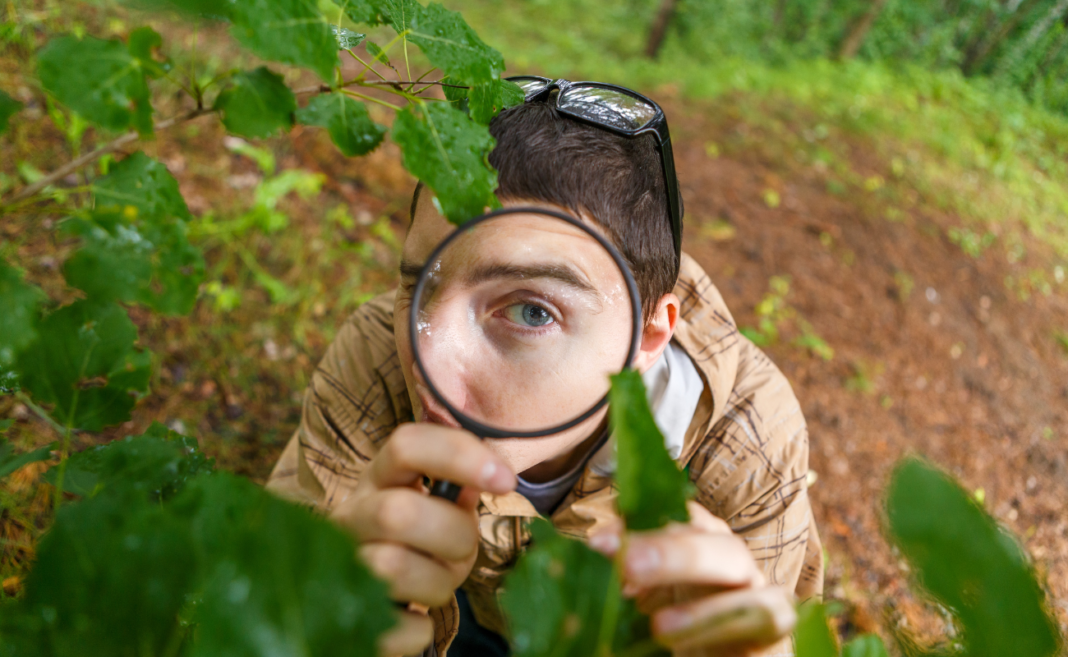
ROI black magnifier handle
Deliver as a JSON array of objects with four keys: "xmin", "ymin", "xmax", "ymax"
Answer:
[{"xmin": 429, "ymin": 479, "xmax": 463, "ymax": 502}]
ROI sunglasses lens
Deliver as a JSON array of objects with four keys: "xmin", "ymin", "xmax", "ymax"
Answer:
[
  {"xmin": 509, "ymin": 77, "xmax": 551, "ymax": 98},
  {"xmin": 557, "ymin": 86, "xmax": 658, "ymax": 131}
]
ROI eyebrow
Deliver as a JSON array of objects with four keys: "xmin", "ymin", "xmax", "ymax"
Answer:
[
  {"xmin": 467, "ymin": 262, "xmax": 596, "ymax": 294},
  {"xmin": 399, "ymin": 259, "xmax": 423, "ymax": 279}
]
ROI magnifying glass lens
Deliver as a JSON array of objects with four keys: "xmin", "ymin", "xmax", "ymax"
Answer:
[{"xmin": 413, "ymin": 210, "xmax": 636, "ymax": 435}]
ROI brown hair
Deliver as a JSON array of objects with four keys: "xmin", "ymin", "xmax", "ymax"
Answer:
[{"xmin": 411, "ymin": 100, "xmax": 679, "ymax": 322}]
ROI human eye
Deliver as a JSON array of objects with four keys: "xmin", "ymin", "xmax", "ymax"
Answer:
[{"xmin": 501, "ymin": 302, "xmax": 556, "ymax": 328}]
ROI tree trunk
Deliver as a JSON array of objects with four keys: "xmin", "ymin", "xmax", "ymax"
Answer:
[
  {"xmin": 962, "ymin": 0, "xmax": 1043, "ymax": 75},
  {"xmin": 645, "ymin": 0, "xmax": 679, "ymax": 59},
  {"xmin": 836, "ymin": 0, "xmax": 890, "ymax": 60}
]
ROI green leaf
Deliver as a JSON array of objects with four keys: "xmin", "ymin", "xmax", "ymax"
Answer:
[
  {"xmin": 0, "ymin": 259, "xmax": 46, "ymax": 366},
  {"xmin": 0, "ymin": 440, "xmax": 54, "ymax": 480},
  {"xmin": 92, "ymin": 151, "xmax": 192, "ymax": 222},
  {"xmin": 15, "ymin": 300, "xmax": 150, "ymax": 431},
  {"xmin": 63, "ymin": 208, "xmax": 205, "ymax": 315},
  {"xmin": 127, "ymin": 26, "xmax": 169, "ymax": 78},
  {"xmin": 214, "ymin": 67, "xmax": 296, "ymax": 139},
  {"xmin": 43, "ymin": 421, "xmax": 213, "ymax": 500},
  {"xmin": 887, "ymin": 458, "xmax": 1060, "ymax": 657},
  {"xmin": 330, "ymin": 25, "xmax": 366, "ymax": 49},
  {"xmin": 391, "ymin": 101, "xmax": 498, "ymax": 223},
  {"xmin": 227, "ymin": 0, "xmax": 336, "ymax": 81},
  {"xmin": 610, "ymin": 369, "xmax": 691, "ymax": 531},
  {"xmin": 365, "ymin": 40, "xmax": 391, "ymax": 66},
  {"xmin": 390, "ymin": 1, "xmax": 504, "ymax": 85},
  {"xmin": 37, "ymin": 34, "xmax": 153, "ymax": 134},
  {"xmin": 19, "ymin": 489, "xmax": 197, "ymax": 656},
  {"xmin": 179, "ymin": 474, "xmax": 396, "ymax": 657},
  {"xmin": 0, "ymin": 89, "xmax": 22, "ymax": 135},
  {"xmin": 842, "ymin": 634, "xmax": 890, "ymax": 657},
  {"xmin": 296, "ymin": 93, "xmax": 386, "ymax": 156},
  {"xmin": 794, "ymin": 602, "xmax": 838, "ymax": 657},
  {"xmin": 501, "ymin": 519, "xmax": 666, "ymax": 657},
  {"xmin": 468, "ymin": 78, "xmax": 524, "ymax": 124},
  {"xmin": 332, "ymin": 0, "xmax": 390, "ymax": 26}
]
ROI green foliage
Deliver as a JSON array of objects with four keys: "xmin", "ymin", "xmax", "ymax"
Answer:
[
  {"xmin": 43, "ymin": 421, "xmax": 214, "ymax": 500},
  {"xmin": 213, "ymin": 67, "xmax": 297, "ymax": 139},
  {"xmin": 226, "ymin": 0, "xmax": 337, "ymax": 82},
  {"xmin": 15, "ymin": 301, "xmax": 150, "ymax": 431},
  {"xmin": 795, "ymin": 602, "xmax": 838, "ymax": 657},
  {"xmin": 0, "ymin": 260, "xmax": 46, "ymax": 366},
  {"xmin": 330, "ymin": 25, "xmax": 366, "ymax": 50},
  {"xmin": 0, "ymin": 89, "xmax": 22, "ymax": 134},
  {"xmin": 842, "ymin": 634, "xmax": 889, "ymax": 657},
  {"xmin": 296, "ymin": 93, "xmax": 386, "ymax": 156},
  {"xmin": 92, "ymin": 151, "xmax": 192, "ymax": 222},
  {"xmin": 609, "ymin": 369, "xmax": 691, "ymax": 531},
  {"xmin": 393, "ymin": 2, "xmax": 505, "ymax": 84},
  {"xmin": 468, "ymin": 79, "xmax": 525, "ymax": 124},
  {"xmin": 0, "ymin": 439, "xmax": 54, "ymax": 480},
  {"xmin": 887, "ymin": 458, "xmax": 1061, "ymax": 657},
  {"xmin": 392, "ymin": 101, "xmax": 498, "ymax": 222},
  {"xmin": 37, "ymin": 34, "xmax": 154, "ymax": 135},
  {"xmin": 501, "ymin": 519, "xmax": 665, "ymax": 657}
]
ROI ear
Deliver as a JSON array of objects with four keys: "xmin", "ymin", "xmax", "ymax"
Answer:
[{"xmin": 632, "ymin": 293, "xmax": 680, "ymax": 374}]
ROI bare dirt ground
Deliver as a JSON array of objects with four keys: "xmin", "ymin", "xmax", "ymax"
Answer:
[{"xmin": 3, "ymin": 73, "xmax": 1066, "ymax": 649}]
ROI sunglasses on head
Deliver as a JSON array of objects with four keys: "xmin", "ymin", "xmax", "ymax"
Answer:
[{"xmin": 505, "ymin": 76, "xmax": 684, "ymax": 279}]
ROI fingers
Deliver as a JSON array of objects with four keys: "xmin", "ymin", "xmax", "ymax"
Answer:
[
  {"xmin": 622, "ymin": 529, "xmax": 764, "ymax": 589},
  {"xmin": 361, "ymin": 543, "xmax": 460, "ymax": 608},
  {"xmin": 370, "ymin": 423, "xmax": 516, "ymax": 494},
  {"xmin": 344, "ymin": 487, "xmax": 479, "ymax": 562},
  {"xmin": 377, "ymin": 610, "xmax": 434, "ymax": 657},
  {"xmin": 652, "ymin": 586, "xmax": 796, "ymax": 650}
]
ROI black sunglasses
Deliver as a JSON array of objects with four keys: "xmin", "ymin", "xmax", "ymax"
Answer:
[{"xmin": 505, "ymin": 76, "xmax": 684, "ymax": 278}]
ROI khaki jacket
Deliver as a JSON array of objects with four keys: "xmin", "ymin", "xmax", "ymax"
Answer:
[{"xmin": 267, "ymin": 253, "xmax": 824, "ymax": 656}]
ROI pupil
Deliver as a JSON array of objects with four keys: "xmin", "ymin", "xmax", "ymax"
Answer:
[{"xmin": 524, "ymin": 305, "xmax": 550, "ymax": 326}]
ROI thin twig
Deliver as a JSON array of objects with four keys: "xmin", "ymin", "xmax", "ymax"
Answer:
[
  {"xmin": 364, "ymin": 78, "xmax": 468, "ymax": 89},
  {"xmin": 9, "ymin": 107, "xmax": 216, "ymax": 202},
  {"xmin": 339, "ymin": 88, "xmax": 402, "ymax": 110}
]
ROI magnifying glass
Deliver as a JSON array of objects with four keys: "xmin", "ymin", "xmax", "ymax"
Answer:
[{"xmin": 409, "ymin": 206, "xmax": 642, "ymax": 501}]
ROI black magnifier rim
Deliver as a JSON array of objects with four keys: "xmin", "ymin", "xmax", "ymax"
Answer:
[{"xmin": 409, "ymin": 206, "xmax": 643, "ymax": 440}]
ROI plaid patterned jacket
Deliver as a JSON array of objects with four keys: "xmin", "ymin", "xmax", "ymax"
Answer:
[{"xmin": 267, "ymin": 252, "xmax": 824, "ymax": 656}]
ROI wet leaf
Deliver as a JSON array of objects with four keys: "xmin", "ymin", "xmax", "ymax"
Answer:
[
  {"xmin": 180, "ymin": 474, "xmax": 396, "ymax": 657},
  {"xmin": 214, "ymin": 67, "xmax": 296, "ymax": 139},
  {"xmin": 365, "ymin": 40, "xmax": 390, "ymax": 66},
  {"xmin": 389, "ymin": 1, "xmax": 504, "ymax": 85},
  {"xmin": 37, "ymin": 34, "xmax": 153, "ymax": 134},
  {"xmin": 63, "ymin": 208, "xmax": 205, "ymax": 315},
  {"xmin": 501, "ymin": 519, "xmax": 664, "ymax": 657},
  {"xmin": 468, "ymin": 78, "xmax": 524, "ymax": 124},
  {"xmin": 842, "ymin": 634, "xmax": 890, "ymax": 657},
  {"xmin": 794, "ymin": 602, "xmax": 837, "ymax": 657},
  {"xmin": 0, "ymin": 440, "xmax": 54, "ymax": 480},
  {"xmin": 92, "ymin": 151, "xmax": 192, "ymax": 222},
  {"xmin": 330, "ymin": 25, "xmax": 366, "ymax": 49},
  {"xmin": 0, "ymin": 260, "xmax": 45, "ymax": 366},
  {"xmin": 227, "ymin": 0, "xmax": 337, "ymax": 81},
  {"xmin": 0, "ymin": 89, "xmax": 22, "ymax": 135},
  {"xmin": 332, "ymin": 0, "xmax": 390, "ymax": 27},
  {"xmin": 610, "ymin": 369, "xmax": 691, "ymax": 531},
  {"xmin": 43, "ymin": 422, "xmax": 214, "ymax": 501},
  {"xmin": 391, "ymin": 101, "xmax": 497, "ymax": 223},
  {"xmin": 296, "ymin": 93, "xmax": 386, "ymax": 156},
  {"xmin": 15, "ymin": 300, "xmax": 150, "ymax": 431},
  {"xmin": 887, "ymin": 458, "xmax": 1060, "ymax": 657}
]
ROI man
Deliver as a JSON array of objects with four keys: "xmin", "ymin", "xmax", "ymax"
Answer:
[{"xmin": 267, "ymin": 79, "xmax": 823, "ymax": 656}]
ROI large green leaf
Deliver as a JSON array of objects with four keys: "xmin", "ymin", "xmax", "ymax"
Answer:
[
  {"xmin": 500, "ymin": 519, "xmax": 667, "ymax": 657},
  {"xmin": 842, "ymin": 634, "xmax": 890, "ymax": 657},
  {"xmin": 127, "ymin": 26, "xmax": 169, "ymax": 79},
  {"xmin": 19, "ymin": 489, "xmax": 197, "ymax": 657},
  {"xmin": 391, "ymin": 101, "xmax": 498, "ymax": 223},
  {"xmin": 63, "ymin": 208, "xmax": 205, "ymax": 314},
  {"xmin": 468, "ymin": 78, "xmax": 525, "ymax": 124},
  {"xmin": 37, "ymin": 34, "xmax": 153, "ymax": 134},
  {"xmin": 93, "ymin": 151, "xmax": 192, "ymax": 221},
  {"xmin": 15, "ymin": 300, "xmax": 150, "ymax": 431},
  {"xmin": 332, "ymin": 0, "xmax": 390, "ymax": 26},
  {"xmin": 43, "ymin": 422, "xmax": 214, "ymax": 500},
  {"xmin": 296, "ymin": 93, "xmax": 386, "ymax": 156},
  {"xmin": 886, "ymin": 458, "xmax": 1060, "ymax": 657},
  {"xmin": 227, "ymin": 0, "xmax": 337, "ymax": 81},
  {"xmin": 0, "ymin": 260, "xmax": 45, "ymax": 366},
  {"xmin": 179, "ymin": 474, "xmax": 396, "ymax": 657},
  {"xmin": 214, "ymin": 67, "xmax": 296, "ymax": 139},
  {"xmin": 610, "ymin": 369, "xmax": 691, "ymax": 531},
  {"xmin": 0, "ymin": 89, "xmax": 22, "ymax": 135},
  {"xmin": 0, "ymin": 439, "xmax": 54, "ymax": 480},
  {"xmin": 388, "ymin": 1, "xmax": 504, "ymax": 85},
  {"xmin": 794, "ymin": 602, "xmax": 837, "ymax": 657}
]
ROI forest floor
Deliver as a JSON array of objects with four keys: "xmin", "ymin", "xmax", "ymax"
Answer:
[{"xmin": 3, "ymin": 54, "xmax": 1068, "ymax": 650}]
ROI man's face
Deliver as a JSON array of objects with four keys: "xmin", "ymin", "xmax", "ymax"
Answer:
[{"xmin": 394, "ymin": 195, "xmax": 634, "ymax": 477}]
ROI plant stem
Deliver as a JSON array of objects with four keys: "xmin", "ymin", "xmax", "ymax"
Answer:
[
  {"xmin": 340, "ymin": 89, "xmax": 402, "ymax": 111},
  {"xmin": 8, "ymin": 107, "xmax": 216, "ymax": 203},
  {"xmin": 14, "ymin": 392, "xmax": 67, "ymax": 438},
  {"xmin": 348, "ymin": 50, "xmax": 388, "ymax": 80}
]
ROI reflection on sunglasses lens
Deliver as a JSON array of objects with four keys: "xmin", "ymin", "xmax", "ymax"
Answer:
[{"xmin": 558, "ymin": 87, "xmax": 657, "ymax": 131}]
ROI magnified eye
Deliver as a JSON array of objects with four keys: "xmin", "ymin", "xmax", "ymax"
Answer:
[{"xmin": 503, "ymin": 303, "xmax": 555, "ymax": 327}]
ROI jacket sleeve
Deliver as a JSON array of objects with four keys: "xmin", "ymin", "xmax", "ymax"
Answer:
[{"xmin": 688, "ymin": 335, "xmax": 824, "ymax": 598}]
